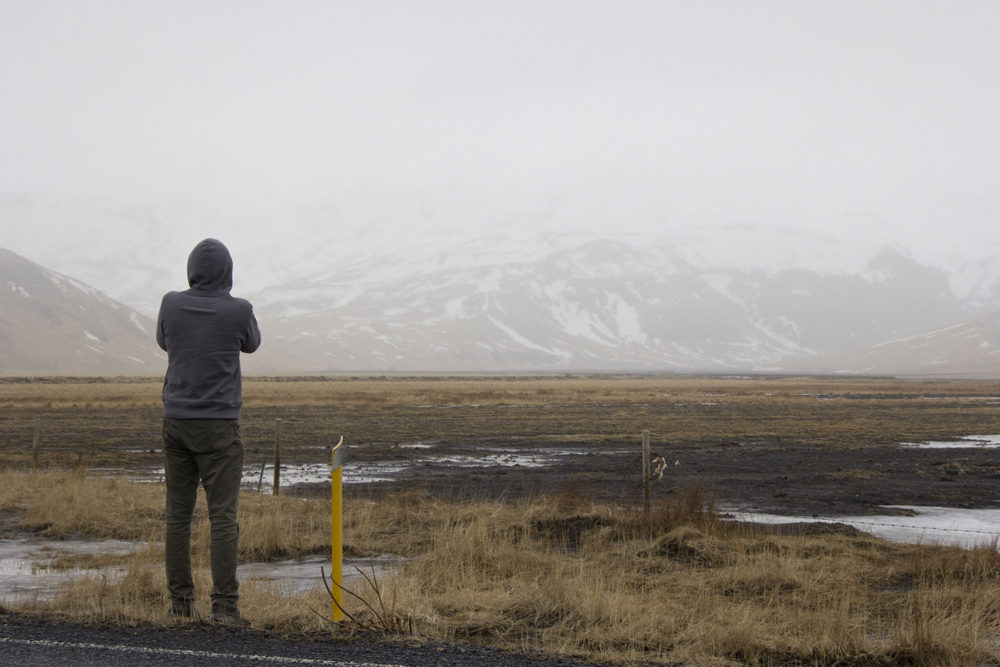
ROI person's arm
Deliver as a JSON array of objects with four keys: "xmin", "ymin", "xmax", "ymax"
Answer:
[
  {"xmin": 242, "ymin": 306, "xmax": 261, "ymax": 354},
  {"xmin": 156, "ymin": 296, "xmax": 168, "ymax": 351}
]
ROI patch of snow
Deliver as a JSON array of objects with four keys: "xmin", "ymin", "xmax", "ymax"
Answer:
[
  {"xmin": 488, "ymin": 316, "xmax": 571, "ymax": 358},
  {"xmin": 443, "ymin": 296, "xmax": 469, "ymax": 319},
  {"xmin": 775, "ymin": 316, "xmax": 802, "ymax": 337},
  {"xmin": 129, "ymin": 312, "xmax": 147, "ymax": 333},
  {"xmin": 475, "ymin": 268, "xmax": 503, "ymax": 294},
  {"xmin": 548, "ymin": 298, "xmax": 616, "ymax": 346},
  {"xmin": 610, "ymin": 294, "xmax": 647, "ymax": 345}
]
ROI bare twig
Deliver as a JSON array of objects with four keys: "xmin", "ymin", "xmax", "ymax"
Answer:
[
  {"xmin": 321, "ymin": 566, "xmax": 363, "ymax": 627},
  {"xmin": 320, "ymin": 563, "xmax": 412, "ymax": 634},
  {"xmin": 357, "ymin": 562, "xmax": 388, "ymax": 620}
]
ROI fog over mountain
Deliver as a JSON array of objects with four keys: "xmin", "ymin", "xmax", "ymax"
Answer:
[
  {"xmin": 1, "ymin": 3, "xmax": 997, "ymax": 375},
  {"xmin": 239, "ymin": 236, "xmax": 1000, "ymax": 374},
  {"xmin": 2, "ymin": 199, "xmax": 998, "ymax": 375}
]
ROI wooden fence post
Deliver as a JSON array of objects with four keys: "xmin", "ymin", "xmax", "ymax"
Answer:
[
  {"xmin": 32, "ymin": 417, "xmax": 40, "ymax": 471},
  {"xmin": 272, "ymin": 418, "xmax": 282, "ymax": 496},
  {"xmin": 642, "ymin": 430, "xmax": 651, "ymax": 515}
]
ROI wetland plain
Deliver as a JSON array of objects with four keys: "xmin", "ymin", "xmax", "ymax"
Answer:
[
  {"xmin": 2, "ymin": 374, "xmax": 999, "ymax": 515},
  {"xmin": 3, "ymin": 374, "xmax": 1000, "ymax": 666}
]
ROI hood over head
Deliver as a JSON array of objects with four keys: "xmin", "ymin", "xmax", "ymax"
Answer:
[{"xmin": 187, "ymin": 238, "xmax": 234, "ymax": 293}]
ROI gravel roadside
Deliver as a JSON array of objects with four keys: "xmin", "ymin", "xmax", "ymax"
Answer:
[{"xmin": 0, "ymin": 612, "xmax": 662, "ymax": 667}]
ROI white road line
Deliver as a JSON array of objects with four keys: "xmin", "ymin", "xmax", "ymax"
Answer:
[{"xmin": 0, "ymin": 637, "xmax": 409, "ymax": 666}]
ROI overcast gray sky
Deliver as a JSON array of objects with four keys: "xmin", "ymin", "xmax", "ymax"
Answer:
[{"xmin": 2, "ymin": 0, "xmax": 998, "ymax": 268}]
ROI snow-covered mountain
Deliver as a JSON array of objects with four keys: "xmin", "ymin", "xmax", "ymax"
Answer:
[
  {"xmin": 7, "ymin": 194, "xmax": 1000, "ymax": 322},
  {"xmin": 4, "ymin": 194, "xmax": 1000, "ymax": 375},
  {"xmin": 0, "ymin": 249, "xmax": 166, "ymax": 375},
  {"xmin": 241, "ymin": 239, "xmax": 995, "ymax": 373}
]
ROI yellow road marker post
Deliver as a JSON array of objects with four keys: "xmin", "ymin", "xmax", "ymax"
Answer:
[{"xmin": 331, "ymin": 436, "xmax": 346, "ymax": 623}]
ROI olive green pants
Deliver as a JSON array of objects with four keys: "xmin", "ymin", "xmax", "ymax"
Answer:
[{"xmin": 163, "ymin": 418, "xmax": 244, "ymax": 606}]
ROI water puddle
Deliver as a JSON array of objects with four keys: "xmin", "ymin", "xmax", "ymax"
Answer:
[
  {"xmin": 0, "ymin": 539, "xmax": 399, "ymax": 604},
  {"xmin": 241, "ymin": 554, "xmax": 400, "ymax": 595},
  {"xmin": 238, "ymin": 446, "xmax": 601, "ymax": 489},
  {"xmin": 97, "ymin": 444, "xmax": 608, "ymax": 490},
  {"xmin": 901, "ymin": 435, "xmax": 1000, "ymax": 449},
  {"xmin": 242, "ymin": 461, "xmax": 408, "ymax": 488},
  {"xmin": 736, "ymin": 506, "xmax": 1000, "ymax": 548},
  {"xmin": 8, "ymin": 504, "xmax": 1000, "ymax": 606},
  {"xmin": 0, "ymin": 539, "xmax": 139, "ymax": 605}
]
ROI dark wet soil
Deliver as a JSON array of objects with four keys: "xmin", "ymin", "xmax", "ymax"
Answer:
[
  {"xmin": 4, "ymin": 376, "xmax": 1000, "ymax": 518},
  {"xmin": 285, "ymin": 436, "xmax": 1000, "ymax": 518}
]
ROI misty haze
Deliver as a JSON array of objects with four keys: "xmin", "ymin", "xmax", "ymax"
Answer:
[{"xmin": 1, "ymin": 2, "xmax": 997, "ymax": 377}]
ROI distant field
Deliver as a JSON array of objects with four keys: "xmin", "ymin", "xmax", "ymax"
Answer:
[{"xmin": 1, "ymin": 374, "xmax": 998, "ymax": 465}]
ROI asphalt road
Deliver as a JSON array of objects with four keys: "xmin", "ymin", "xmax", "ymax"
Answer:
[{"xmin": 0, "ymin": 613, "xmax": 626, "ymax": 667}]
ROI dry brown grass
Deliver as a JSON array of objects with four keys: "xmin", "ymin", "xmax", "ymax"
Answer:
[
  {"xmin": 0, "ymin": 377, "xmax": 163, "ymax": 408},
  {"xmin": 4, "ymin": 471, "xmax": 1000, "ymax": 666},
  {"xmin": 2, "ymin": 373, "xmax": 998, "ymax": 410},
  {"xmin": 0, "ymin": 471, "xmax": 330, "ymax": 562}
]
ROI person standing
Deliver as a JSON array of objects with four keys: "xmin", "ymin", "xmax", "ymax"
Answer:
[{"xmin": 156, "ymin": 238, "xmax": 261, "ymax": 624}]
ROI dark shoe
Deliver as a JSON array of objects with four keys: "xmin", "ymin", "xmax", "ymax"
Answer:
[
  {"xmin": 169, "ymin": 598, "xmax": 194, "ymax": 618},
  {"xmin": 211, "ymin": 601, "xmax": 249, "ymax": 626}
]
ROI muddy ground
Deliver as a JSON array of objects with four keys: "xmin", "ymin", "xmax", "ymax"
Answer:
[
  {"xmin": 2, "ymin": 375, "xmax": 999, "ymax": 517},
  {"xmin": 332, "ymin": 436, "xmax": 1000, "ymax": 517}
]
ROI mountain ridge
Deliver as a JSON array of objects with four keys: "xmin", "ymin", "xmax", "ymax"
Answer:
[
  {"xmin": 0, "ymin": 249, "xmax": 166, "ymax": 375},
  {"xmin": 241, "ymin": 239, "xmax": 995, "ymax": 374},
  {"xmin": 2, "ymin": 231, "xmax": 998, "ymax": 376}
]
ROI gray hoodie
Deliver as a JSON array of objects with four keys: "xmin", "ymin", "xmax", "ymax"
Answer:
[{"xmin": 156, "ymin": 239, "xmax": 261, "ymax": 419}]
